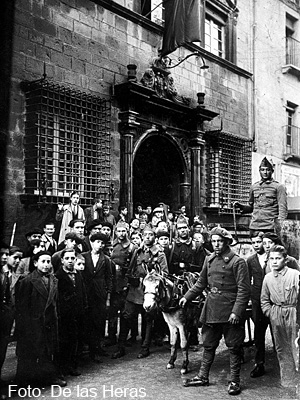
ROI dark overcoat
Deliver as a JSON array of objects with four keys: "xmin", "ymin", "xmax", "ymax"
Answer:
[
  {"xmin": 81, "ymin": 251, "xmax": 112, "ymax": 306},
  {"xmin": 15, "ymin": 269, "xmax": 58, "ymax": 359},
  {"xmin": 55, "ymin": 268, "xmax": 87, "ymax": 319},
  {"xmin": 185, "ymin": 247, "xmax": 250, "ymax": 324}
]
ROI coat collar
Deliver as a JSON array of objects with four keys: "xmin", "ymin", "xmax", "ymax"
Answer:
[
  {"xmin": 208, "ymin": 247, "xmax": 236, "ymax": 263},
  {"xmin": 30, "ymin": 269, "xmax": 57, "ymax": 304}
]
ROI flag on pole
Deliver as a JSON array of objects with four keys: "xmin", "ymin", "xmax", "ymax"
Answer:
[{"xmin": 161, "ymin": 0, "xmax": 202, "ymax": 57}]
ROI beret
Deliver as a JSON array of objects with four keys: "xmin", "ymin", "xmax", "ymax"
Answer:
[
  {"xmin": 25, "ymin": 228, "xmax": 43, "ymax": 237},
  {"xmin": 156, "ymin": 229, "xmax": 169, "ymax": 239},
  {"xmin": 86, "ymin": 219, "xmax": 103, "ymax": 232},
  {"xmin": 90, "ymin": 232, "xmax": 109, "ymax": 243},
  {"xmin": 262, "ymin": 232, "xmax": 282, "ymax": 245},
  {"xmin": 210, "ymin": 227, "xmax": 233, "ymax": 244},
  {"xmin": 69, "ymin": 219, "xmax": 85, "ymax": 228}
]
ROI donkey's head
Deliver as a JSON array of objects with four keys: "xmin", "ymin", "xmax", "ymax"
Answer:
[{"xmin": 143, "ymin": 271, "xmax": 165, "ymax": 312}]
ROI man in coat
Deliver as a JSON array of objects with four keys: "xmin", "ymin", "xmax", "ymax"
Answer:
[
  {"xmin": 180, "ymin": 227, "xmax": 250, "ymax": 396},
  {"xmin": 55, "ymin": 248, "xmax": 87, "ymax": 376},
  {"xmin": 56, "ymin": 191, "xmax": 85, "ymax": 244},
  {"xmin": 82, "ymin": 233, "xmax": 112, "ymax": 363},
  {"xmin": 15, "ymin": 251, "xmax": 66, "ymax": 388},
  {"xmin": 234, "ymin": 157, "xmax": 287, "ymax": 235}
]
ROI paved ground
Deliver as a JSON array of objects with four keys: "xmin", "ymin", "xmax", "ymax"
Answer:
[{"xmin": 2, "ymin": 327, "xmax": 299, "ymax": 400}]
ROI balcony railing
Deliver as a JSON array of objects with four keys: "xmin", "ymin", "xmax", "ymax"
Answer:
[
  {"xmin": 286, "ymin": 36, "xmax": 300, "ymax": 68},
  {"xmin": 284, "ymin": 124, "xmax": 300, "ymax": 157}
]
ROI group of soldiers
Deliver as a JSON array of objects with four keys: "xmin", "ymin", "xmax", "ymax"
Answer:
[{"xmin": 0, "ymin": 156, "xmax": 299, "ymax": 398}]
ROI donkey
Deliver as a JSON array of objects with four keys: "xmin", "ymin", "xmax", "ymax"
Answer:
[{"xmin": 143, "ymin": 270, "xmax": 201, "ymax": 374}]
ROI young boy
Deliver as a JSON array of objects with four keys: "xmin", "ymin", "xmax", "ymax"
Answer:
[
  {"xmin": 261, "ymin": 245, "xmax": 300, "ymax": 388},
  {"xmin": 55, "ymin": 249, "xmax": 87, "ymax": 376},
  {"xmin": 246, "ymin": 231, "xmax": 268, "ymax": 378},
  {"xmin": 74, "ymin": 254, "xmax": 86, "ymax": 271}
]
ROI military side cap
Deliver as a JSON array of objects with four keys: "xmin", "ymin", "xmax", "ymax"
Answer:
[
  {"xmin": 259, "ymin": 157, "xmax": 274, "ymax": 171},
  {"xmin": 143, "ymin": 224, "xmax": 155, "ymax": 234},
  {"xmin": 210, "ymin": 227, "xmax": 233, "ymax": 244},
  {"xmin": 116, "ymin": 221, "xmax": 128, "ymax": 229}
]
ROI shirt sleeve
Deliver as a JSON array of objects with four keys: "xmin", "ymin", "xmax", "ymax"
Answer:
[
  {"xmin": 277, "ymin": 184, "xmax": 288, "ymax": 221},
  {"xmin": 260, "ymin": 277, "xmax": 272, "ymax": 318}
]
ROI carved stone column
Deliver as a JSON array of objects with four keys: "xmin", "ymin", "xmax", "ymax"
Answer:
[
  {"xmin": 118, "ymin": 111, "xmax": 140, "ymax": 218},
  {"xmin": 189, "ymin": 131, "xmax": 206, "ymax": 219}
]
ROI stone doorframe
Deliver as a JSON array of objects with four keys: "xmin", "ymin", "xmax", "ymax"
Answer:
[{"xmin": 118, "ymin": 110, "xmax": 207, "ymax": 219}]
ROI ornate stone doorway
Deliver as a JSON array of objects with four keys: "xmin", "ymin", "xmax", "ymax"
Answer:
[{"xmin": 133, "ymin": 132, "xmax": 186, "ymax": 211}]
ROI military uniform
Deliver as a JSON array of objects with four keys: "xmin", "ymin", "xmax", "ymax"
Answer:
[
  {"xmin": 113, "ymin": 243, "xmax": 168, "ymax": 358},
  {"xmin": 243, "ymin": 178, "xmax": 287, "ymax": 232},
  {"xmin": 184, "ymin": 247, "xmax": 250, "ymax": 385}
]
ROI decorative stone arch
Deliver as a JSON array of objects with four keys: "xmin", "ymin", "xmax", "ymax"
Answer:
[{"xmin": 132, "ymin": 127, "xmax": 191, "ymax": 212}]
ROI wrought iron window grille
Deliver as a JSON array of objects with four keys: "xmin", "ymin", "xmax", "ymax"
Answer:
[
  {"xmin": 205, "ymin": 131, "xmax": 252, "ymax": 214},
  {"xmin": 22, "ymin": 78, "xmax": 111, "ymax": 206}
]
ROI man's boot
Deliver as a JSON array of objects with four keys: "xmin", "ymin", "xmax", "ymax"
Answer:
[
  {"xmin": 183, "ymin": 348, "xmax": 215, "ymax": 387},
  {"xmin": 228, "ymin": 350, "xmax": 242, "ymax": 395}
]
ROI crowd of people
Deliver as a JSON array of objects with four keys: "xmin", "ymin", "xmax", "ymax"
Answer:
[{"xmin": 0, "ymin": 158, "xmax": 299, "ymax": 398}]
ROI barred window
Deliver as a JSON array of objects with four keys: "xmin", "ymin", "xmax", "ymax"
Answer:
[
  {"xmin": 205, "ymin": 131, "xmax": 252, "ymax": 213},
  {"xmin": 23, "ymin": 79, "xmax": 111, "ymax": 206}
]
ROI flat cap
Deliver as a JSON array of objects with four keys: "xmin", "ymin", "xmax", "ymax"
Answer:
[{"xmin": 210, "ymin": 227, "xmax": 233, "ymax": 244}]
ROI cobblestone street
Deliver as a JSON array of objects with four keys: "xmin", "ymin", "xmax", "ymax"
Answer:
[{"xmin": 2, "ymin": 327, "xmax": 299, "ymax": 400}]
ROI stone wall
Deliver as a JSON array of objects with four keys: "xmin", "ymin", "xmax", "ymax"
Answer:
[{"xmin": 4, "ymin": 0, "xmax": 253, "ymax": 247}]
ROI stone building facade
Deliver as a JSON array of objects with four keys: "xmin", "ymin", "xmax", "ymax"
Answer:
[{"xmin": 2, "ymin": 0, "xmax": 291, "ymax": 251}]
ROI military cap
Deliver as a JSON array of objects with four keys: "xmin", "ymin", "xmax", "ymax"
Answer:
[
  {"xmin": 90, "ymin": 232, "xmax": 109, "ymax": 243},
  {"xmin": 65, "ymin": 232, "xmax": 81, "ymax": 244},
  {"xmin": 210, "ymin": 227, "xmax": 233, "ymax": 244},
  {"xmin": 259, "ymin": 157, "xmax": 274, "ymax": 171},
  {"xmin": 103, "ymin": 204, "xmax": 110, "ymax": 210},
  {"xmin": 86, "ymin": 219, "xmax": 103, "ymax": 232},
  {"xmin": 116, "ymin": 221, "xmax": 128, "ymax": 229},
  {"xmin": 262, "ymin": 232, "xmax": 282, "ymax": 245},
  {"xmin": 25, "ymin": 227, "xmax": 43, "ymax": 237},
  {"xmin": 176, "ymin": 216, "xmax": 189, "ymax": 227}
]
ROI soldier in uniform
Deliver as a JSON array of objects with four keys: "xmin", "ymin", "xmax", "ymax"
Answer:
[
  {"xmin": 180, "ymin": 227, "xmax": 250, "ymax": 396},
  {"xmin": 112, "ymin": 225, "xmax": 168, "ymax": 359},
  {"xmin": 234, "ymin": 157, "xmax": 287, "ymax": 235}
]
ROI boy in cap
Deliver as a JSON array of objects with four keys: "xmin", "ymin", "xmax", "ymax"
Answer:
[
  {"xmin": 180, "ymin": 227, "xmax": 250, "ymax": 395},
  {"xmin": 234, "ymin": 157, "xmax": 287, "ymax": 235}
]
